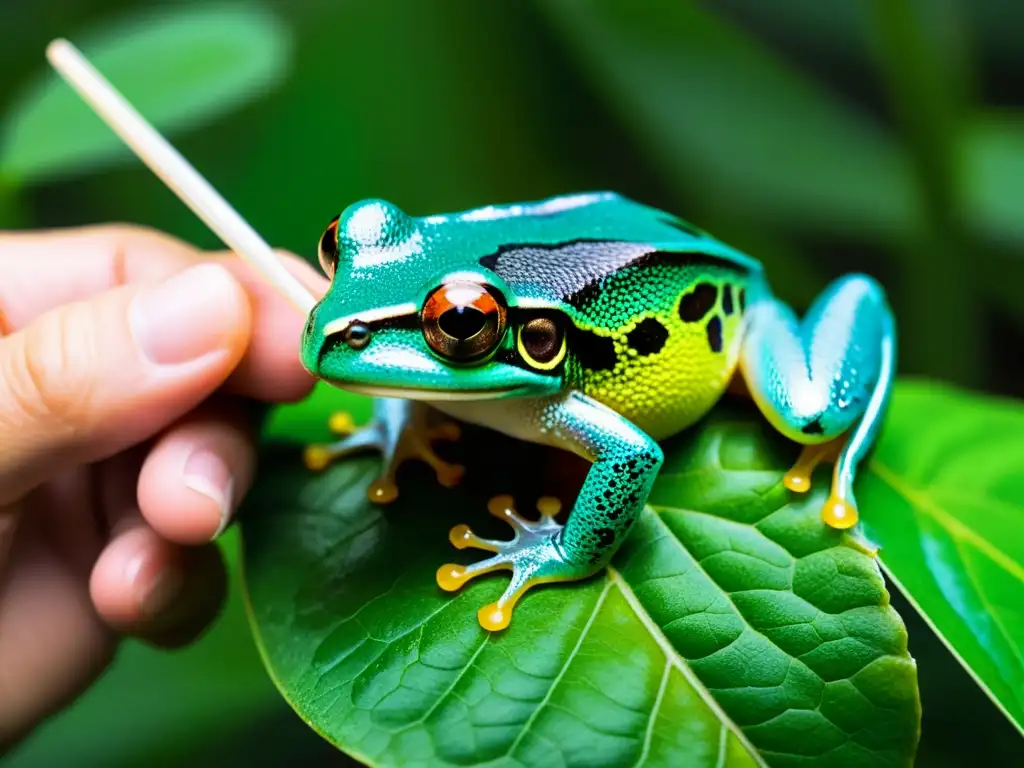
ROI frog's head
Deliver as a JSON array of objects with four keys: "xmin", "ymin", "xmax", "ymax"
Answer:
[{"xmin": 300, "ymin": 199, "xmax": 567, "ymax": 401}]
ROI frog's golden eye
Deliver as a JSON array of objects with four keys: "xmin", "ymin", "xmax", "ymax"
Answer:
[
  {"xmin": 422, "ymin": 281, "xmax": 507, "ymax": 362},
  {"xmin": 518, "ymin": 317, "xmax": 566, "ymax": 370},
  {"xmin": 318, "ymin": 214, "xmax": 341, "ymax": 279}
]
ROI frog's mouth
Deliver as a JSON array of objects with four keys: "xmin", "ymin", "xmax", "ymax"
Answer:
[{"xmin": 340, "ymin": 383, "xmax": 526, "ymax": 402}]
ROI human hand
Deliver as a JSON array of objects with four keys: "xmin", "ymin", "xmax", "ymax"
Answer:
[{"xmin": 0, "ymin": 224, "xmax": 326, "ymax": 748}]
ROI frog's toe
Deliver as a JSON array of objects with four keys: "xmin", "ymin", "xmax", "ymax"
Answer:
[
  {"xmin": 418, "ymin": 450, "xmax": 465, "ymax": 489},
  {"xmin": 428, "ymin": 421, "xmax": 462, "ymax": 443},
  {"xmin": 328, "ymin": 411, "xmax": 358, "ymax": 435},
  {"xmin": 783, "ymin": 435, "xmax": 846, "ymax": 494},
  {"xmin": 304, "ymin": 401, "xmax": 465, "ymax": 505},
  {"xmin": 437, "ymin": 495, "xmax": 587, "ymax": 632},
  {"xmin": 781, "ymin": 433, "xmax": 870, "ymax": 532},
  {"xmin": 303, "ymin": 420, "xmax": 384, "ymax": 473},
  {"xmin": 821, "ymin": 493, "xmax": 859, "ymax": 530},
  {"xmin": 372, "ymin": 413, "xmax": 464, "ymax": 503},
  {"xmin": 367, "ymin": 477, "xmax": 400, "ymax": 505},
  {"xmin": 302, "ymin": 445, "xmax": 332, "ymax": 472},
  {"xmin": 397, "ymin": 419, "xmax": 465, "ymax": 490}
]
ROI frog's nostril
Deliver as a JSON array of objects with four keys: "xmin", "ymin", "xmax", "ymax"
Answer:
[{"xmin": 343, "ymin": 322, "xmax": 371, "ymax": 349}]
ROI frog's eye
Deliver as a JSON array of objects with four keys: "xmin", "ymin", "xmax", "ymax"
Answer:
[
  {"xmin": 317, "ymin": 214, "xmax": 341, "ymax": 278},
  {"xmin": 517, "ymin": 316, "xmax": 567, "ymax": 370},
  {"xmin": 422, "ymin": 281, "xmax": 507, "ymax": 362}
]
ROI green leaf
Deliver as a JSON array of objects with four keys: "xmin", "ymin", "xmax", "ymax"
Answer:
[
  {"xmin": 858, "ymin": 380, "xmax": 1024, "ymax": 736},
  {"xmin": 0, "ymin": 2, "xmax": 293, "ymax": 185},
  {"xmin": 533, "ymin": 0, "xmax": 922, "ymax": 238},
  {"xmin": 240, "ymin": 386, "xmax": 919, "ymax": 766}
]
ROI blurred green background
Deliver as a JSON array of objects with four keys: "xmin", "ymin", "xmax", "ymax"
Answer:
[{"xmin": 1, "ymin": 0, "xmax": 1022, "ymax": 765}]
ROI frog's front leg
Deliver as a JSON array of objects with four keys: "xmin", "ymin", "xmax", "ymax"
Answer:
[
  {"xmin": 739, "ymin": 274, "xmax": 896, "ymax": 530},
  {"xmin": 303, "ymin": 397, "xmax": 464, "ymax": 504},
  {"xmin": 436, "ymin": 392, "xmax": 663, "ymax": 631}
]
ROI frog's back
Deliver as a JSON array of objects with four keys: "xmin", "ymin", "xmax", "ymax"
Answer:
[
  {"xmin": 422, "ymin": 191, "xmax": 760, "ymax": 273},
  {"xmin": 428, "ymin": 192, "xmax": 759, "ymax": 439}
]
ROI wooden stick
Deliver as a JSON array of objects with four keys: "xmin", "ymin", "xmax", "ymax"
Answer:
[{"xmin": 45, "ymin": 38, "xmax": 317, "ymax": 315}]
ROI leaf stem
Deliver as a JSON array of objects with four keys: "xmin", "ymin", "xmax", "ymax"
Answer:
[{"xmin": 868, "ymin": 0, "xmax": 983, "ymax": 387}]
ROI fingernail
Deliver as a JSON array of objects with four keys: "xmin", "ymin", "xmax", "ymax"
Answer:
[
  {"xmin": 182, "ymin": 448, "xmax": 235, "ymax": 538},
  {"xmin": 130, "ymin": 263, "xmax": 242, "ymax": 366},
  {"xmin": 125, "ymin": 554, "xmax": 184, "ymax": 618}
]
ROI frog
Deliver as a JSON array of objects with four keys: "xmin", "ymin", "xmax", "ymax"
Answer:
[{"xmin": 299, "ymin": 191, "xmax": 895, "ymax": 632}]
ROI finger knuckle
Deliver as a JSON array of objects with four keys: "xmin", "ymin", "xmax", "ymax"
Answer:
[
  {"xmin": 0, "ymin": 311, "xmax": 100, "ymax": 437},
  {"xmin": 101, "ymin": 221, "xmax": 164, "ymax": 244},
  {"xmin": 101, "ymin": 222, "xmax": 195, "ymax": 259}
]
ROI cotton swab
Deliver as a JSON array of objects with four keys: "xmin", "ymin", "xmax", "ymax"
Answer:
[{"xmin": 45, "ymin": 38, "xmax": 317, "ymax": 315}]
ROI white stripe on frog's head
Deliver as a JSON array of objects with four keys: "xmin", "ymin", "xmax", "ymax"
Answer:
[
  {"xmin": 322, "ymin": 303, "xmax": 418, "ymax": 337},
  {"xmin": 458, "ymin": 192, "xmax": 614, "ymax": 223},
  {"xmin": 528, "ymin": 192, "xmax": 616, "ymax": 215}
]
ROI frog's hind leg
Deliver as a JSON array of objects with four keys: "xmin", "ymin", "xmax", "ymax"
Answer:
[
  {"xmin": 436, "ymin": 393, "xmax": 664, "ymax": 632},
  {"xmin": 739, "ymin": 274, "xmax": 896, "ymax": 530},
  {"xmin": 304, "ymin": 398, "xmax": 464, "ymax": 504}
]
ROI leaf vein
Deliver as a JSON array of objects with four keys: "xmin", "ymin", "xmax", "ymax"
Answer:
[
  {"xmin": 634, "ymin": 659, "xmax": 670, "ymax": 767},
  {"xmin": 393, "ymin": 634, "xmax": 491, "ymax": 737},
  {"xmin": 503, "ymin": 578, "xmax": 613, "ymax": 759},
  {"xmin": 871, "ymin": 460, "xmax": 1024, "ymax": 582},
  {"xmin": 607, "ymin": 567, "xmax": 767, "ymax": 767}
]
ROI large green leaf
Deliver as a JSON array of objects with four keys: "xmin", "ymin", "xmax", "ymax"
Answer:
[
  {"xmin": 859, "ymin": 381, "xmax": 1024, "ymax": 736},
  {"xmin": 240, "ymin": 387, "xmax": 919, "ymax": 767},
  {"xmin": 532, "ymin": 0, "xmax": 921, "ymax": 239},
  {"xmin": 0, "ymin": 2, "xmax": 293, "ymax": 185}
]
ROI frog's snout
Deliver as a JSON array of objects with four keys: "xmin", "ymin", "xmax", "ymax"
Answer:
[
  {"xmin": 300, "ymin": 301, "xmax": 376, "ymax": 379},
  {"xmin": 300, "ymin": 307, "xmax": 325, "ymax": 376}
]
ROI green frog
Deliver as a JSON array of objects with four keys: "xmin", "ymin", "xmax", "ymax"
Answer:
[{"xmin": 299, "ymin": 192, "xmax": 895, "ymax": 632}]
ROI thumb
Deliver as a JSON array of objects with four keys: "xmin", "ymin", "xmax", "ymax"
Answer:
[{"xmin": 0, "ymin": 263, "xmax": 252, "ymax": 505}]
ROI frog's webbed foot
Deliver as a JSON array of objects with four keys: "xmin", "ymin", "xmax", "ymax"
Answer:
[
  {"xmin": 436, "ymin": 495, "xmax": 591, "ymax": 632},
  {"xmin": 303, "ymin": 398, "xmax": 464, "ymax": 504}
]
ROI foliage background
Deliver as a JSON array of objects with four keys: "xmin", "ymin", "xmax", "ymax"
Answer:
[{"xmin": 0, "ymin": 0, "xmax": 1022, "ymax": 765}]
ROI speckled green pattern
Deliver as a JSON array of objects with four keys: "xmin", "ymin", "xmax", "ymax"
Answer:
[
  {"xmin": 565, "ymin": 261, "xmax": 750, "ymax": 440},
  {"xmin": 545, "ymin": 393, "xmax": 663, "ymax": 565},
  {"xmin": 567, "ymin": 260, "xmax": 745, "ymax": 331}
]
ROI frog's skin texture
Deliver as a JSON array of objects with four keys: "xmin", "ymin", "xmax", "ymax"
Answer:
[{"xmin": 300, "ymin": 192, "xmax": 895, "ymax": 631}]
